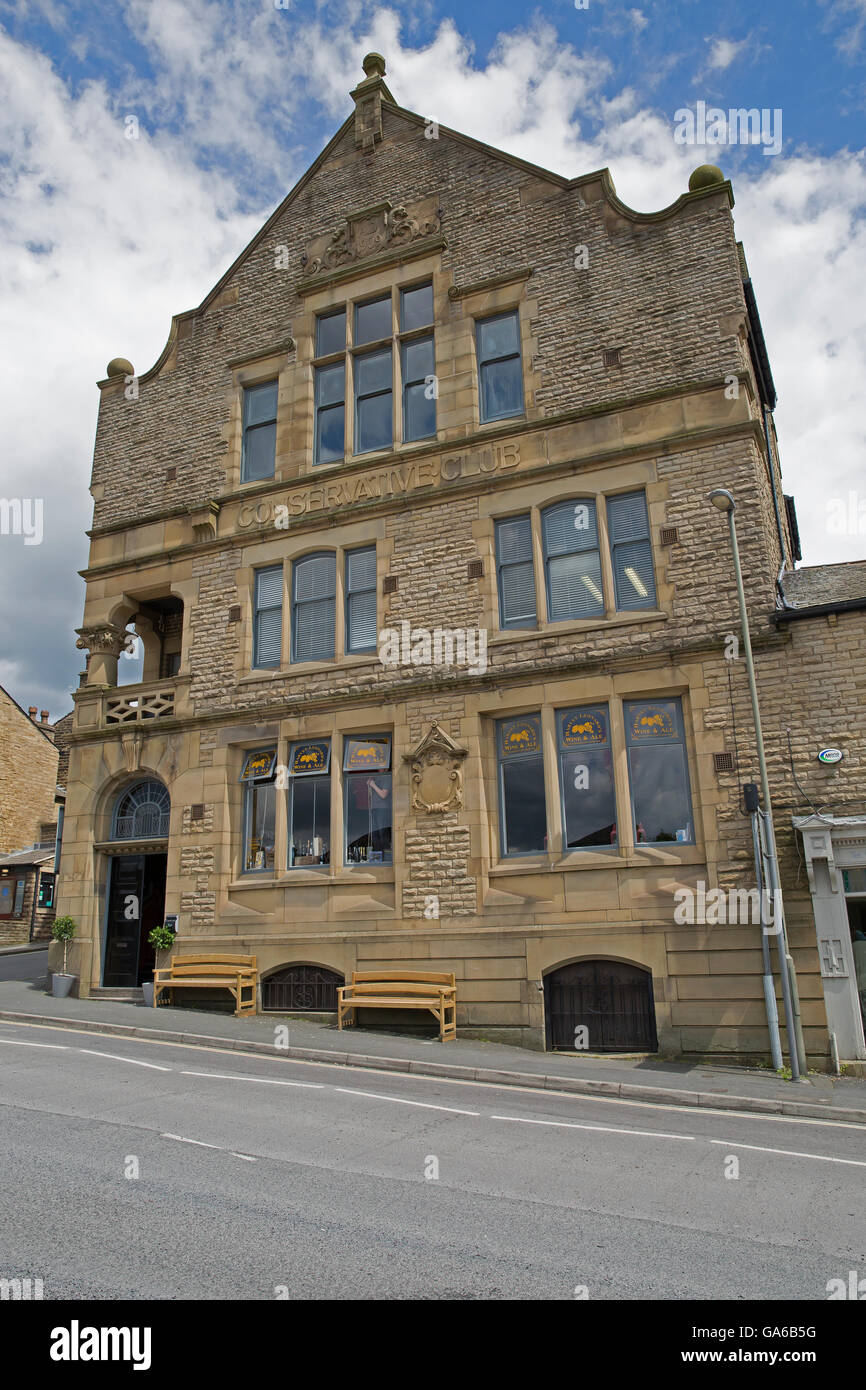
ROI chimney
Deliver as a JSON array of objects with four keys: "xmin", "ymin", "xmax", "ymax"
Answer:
[
  {"xmin": 41, "ymin": 710, "xmax": 50, "ymax": 724},
  {"xmin": 350, "ymin": 53, "xmax": 394, "ymax": 153},
  {"xmin": 28, "ymin": 706, "xmax": 37, "ymax": 720}
]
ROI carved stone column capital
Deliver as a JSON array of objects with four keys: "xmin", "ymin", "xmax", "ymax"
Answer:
[{"xmin": 75, "ymin": 624, "xmax": 126, "ymax": 657}]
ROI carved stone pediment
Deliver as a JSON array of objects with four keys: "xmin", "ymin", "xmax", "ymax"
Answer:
[
  {"xmin": 302, "ymin": 198, "xmax": 441, "ymax": 278},
  {"xmin": 403, "ymin": 721, "xmax": 467, "ymax": 815}
]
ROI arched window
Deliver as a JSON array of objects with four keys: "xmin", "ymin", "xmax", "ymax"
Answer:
[{"xmin": 111, "ymin": 780, "xmax": 170, "ymax": 840}]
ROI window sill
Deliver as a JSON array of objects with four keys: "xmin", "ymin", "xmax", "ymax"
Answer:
[
  {"xmin": 228, "ymin": 867, "xmax": 395, "ymax": 888},
  {"xmin": 332, "ymin": 866, "xmax": 394, "ymax": 882},
  {"xmin": 236, "ymin": 652, "xmax": 379, "ymax": 685},
  {"xmin": 489, "ymin": 843, "xmax": 704, "ymax": 874},
  {"xmin": 489, "ymin": 610, "xmax": 668, "ymax": 645}
]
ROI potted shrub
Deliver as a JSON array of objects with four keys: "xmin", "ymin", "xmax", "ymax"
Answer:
[
  {"xmin": 50, "ymin": 916, "xmax": 78, "ymax": 998},
  {"xmin": 143, "ymin": 924, "xmax": 175, "ymax": 1006}
]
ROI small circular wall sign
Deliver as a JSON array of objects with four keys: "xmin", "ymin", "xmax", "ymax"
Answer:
[{"xmin": 817, "ymin": 748, "xmax": 843, "ymax": 764}]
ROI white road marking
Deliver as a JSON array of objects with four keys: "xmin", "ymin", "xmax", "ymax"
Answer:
[
  {"xmin": 709, "ymin": 1138, "xmax": 866, "ymax": 1168},
  {"xmin": 181, "ymin": 1069, "xmax": 323, "ymax": 1089},
  {"xmin": 1, "ymin": 1019, "xmax": 864, "ymax": 1135},
  {"xmin": 79, "ymin": 1048, "xmax": 171, "ymax": 1071},
  {"xmin": 0, "ymin": 1038, "xmax": 68, "ymax": 1050},
  {"xmin": 162, "ymin": 1133, "xmax": 221, "ymax": 1149},
  {"xmin": 334, "ymin": 1086, "xmax": 479, "ymax": 1116},
  {"xmin": 161, "ymin": 1133, "xmax": 256, "ymax": 1162},
  {"xmin": 491, "ymin": 1113, "xmax": 696, "ymax": 1142}
]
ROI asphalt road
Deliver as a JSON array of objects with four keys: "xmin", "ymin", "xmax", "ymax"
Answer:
[
  {"xmin": 1, "ymin": 1018, "xmax": 864, "ymax": 1300},
  {"xmin": 0, "ymin": 947, "xmax": 48, "ymax": 983}
]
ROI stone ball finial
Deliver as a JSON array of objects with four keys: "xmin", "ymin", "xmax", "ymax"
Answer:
[
  {"xmin": 106, "ymin": 357, "xmax": 134, "ymax": 378},
  {"xmin": 688, "ymin": 164, "xmax": 725, "ymax": 192},
  {"xmin": 362, "ymin": 52, "xmax": 386, "ymax": 79}
]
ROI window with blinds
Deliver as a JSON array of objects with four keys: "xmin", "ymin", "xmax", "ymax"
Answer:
[
  {"xmin": 607, "ymin": 491, "xmax": 656, "ymax": 610},
  {"xmin": 542, "ymin": 499, "xmax": 605, "ymax": 621},
  {"xmin": 292, "ymin": 553, "xmax": 336, "ymax": 663},
  {"xmin": 495, "ymin": 514, "xmax": 537, "ymax": 628},
  {"xmin": 346, "ymin": 546, "xmax": 377, "ymax": 653},
  {"xmin": 253, "ymin": 566, "xmax": 283, "ymax": 669}
]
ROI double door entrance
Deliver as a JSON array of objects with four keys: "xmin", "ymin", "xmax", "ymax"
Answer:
[
  {"xmin": 545, "ymin": 959, "xmax": 658, "ymax": 1052},
  {"xmin": 103, "ymin": 854, "xmax": 166, "ymax": 988}
]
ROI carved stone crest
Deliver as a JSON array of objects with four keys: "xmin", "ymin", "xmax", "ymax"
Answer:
[
  {"xmin": 403, "ymin": 721, "xmax": 467, "ymax": 815},
  {"xmin": 304, "ymin": 200, "xmax": 441, "ymax": 277}
]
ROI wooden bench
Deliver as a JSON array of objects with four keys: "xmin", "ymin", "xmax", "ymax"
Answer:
[
  {"xmin": 153, "ymin": 954, "xmax": 257, "ymax": 1017},
  {"xmin": 337, "ymin": 970, "xmax": 457, "ymax": 1042}
]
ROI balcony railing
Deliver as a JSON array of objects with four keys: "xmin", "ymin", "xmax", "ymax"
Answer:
[{"xmin": 105, "ymin": 688, "xmax": 175, "ymax": 725}]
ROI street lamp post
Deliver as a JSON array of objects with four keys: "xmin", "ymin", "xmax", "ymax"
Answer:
[{"xmin": 708, "ymin": 488, "xmax": 806, "ymax": 1080}]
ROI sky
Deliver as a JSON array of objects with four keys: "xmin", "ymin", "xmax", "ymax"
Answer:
[{"xmin": 0, "ymin": 0, "xmax": 864, "ymax": 719}]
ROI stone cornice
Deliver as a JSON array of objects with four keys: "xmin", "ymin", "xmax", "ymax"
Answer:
[
  {"xmin": 83, "ymin": 373, "xmax": 762, "ymax": 545},
  {"xmin": 63, "ymin": 624, "xmax": 791, "ymax": 747}
]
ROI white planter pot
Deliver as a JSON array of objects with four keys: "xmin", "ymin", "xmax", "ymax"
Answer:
[{"xmin": 51, "ymin": 973, "xmax": 76, "ymax": 999}]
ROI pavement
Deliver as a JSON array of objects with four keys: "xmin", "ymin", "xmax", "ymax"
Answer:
[{"xmin": 3, "ymin": 949, "xmax": 866, "ymax": 1124}]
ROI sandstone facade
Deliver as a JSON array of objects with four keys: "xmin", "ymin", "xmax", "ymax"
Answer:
[{"xmin": 55, "ymin": 59, "xmax": 866, "ymax": 1064}]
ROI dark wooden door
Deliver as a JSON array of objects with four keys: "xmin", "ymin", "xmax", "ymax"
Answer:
[
  {"xmin": 104, "ymin": 854, "xmax": 165, "ymax": 987},
  {"xmin": 104, "ymin": 856, "xmax": 144, "ymax": 987},
  {"xmin": 545, "ymin": 959, "xmax": 658, "ymax": 1052}
]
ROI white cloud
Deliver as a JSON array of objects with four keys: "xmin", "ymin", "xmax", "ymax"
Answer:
[
  {"xmin": 822, "ymin": 0, "xmax": 866, "ymax": 55},
  {"xmin": 705, "ymin": 37, "xmax": 749, "ymax": 71},
  {"xmin": 0, "ymin": 3, "xmax": 865, "ymax": 717}
]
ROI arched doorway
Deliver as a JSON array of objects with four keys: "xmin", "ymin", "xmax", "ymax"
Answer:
[
  {"xmin": 261, "ymin": 964, "xmax": 344, "ymax": 1012},
  {"xmin": 544, "ymin": 959, "xmax": 658, "ymax": 1052},
  {"xmin": 103, "ymin": 779, "xmax": 170, "ymax": 988}
]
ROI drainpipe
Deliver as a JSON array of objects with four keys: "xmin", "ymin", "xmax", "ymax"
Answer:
[
  {"xmin": 758, "ymin": 807, "xmax": 804, "ymax": 1078},
  {"xmin": 747, "ymin": 792, "xmax": 783, "ymax": 1070},
  {"xmin": 53, "ymin": 803, "xmax": 64, "ymax": 877},
  {"xmin": 762, "ymin": 405, "xmax": 794, "ymax": 608}
]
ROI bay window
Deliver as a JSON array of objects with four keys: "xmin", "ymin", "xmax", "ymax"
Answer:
[
  {"xmin": 240, "ymin": 748, "xmax": 277, "ymax": 873},
  {"xmin": 343, "ymin": 735, "xmax": 392, "ymax": 864},
  {"xmin": 496, "ymin": 714, "xmax": 547, "ymax": 856},
  {"xmin": 288, "ymin": 741, "xmax": 331, "ymax": 867},
  {"xmin": 558, "ymin": 705, "xmax": 617, "ymax": 848},
  {"xmin": 624, "ymin": 698, "xmax": 693, "ymax": 844}
]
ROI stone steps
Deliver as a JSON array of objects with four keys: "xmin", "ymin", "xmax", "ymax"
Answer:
[{"xmin": 89, "ymin": 987, "xmax": 143, "ymax": 1001}]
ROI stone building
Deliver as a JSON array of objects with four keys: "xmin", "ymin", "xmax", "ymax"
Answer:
[
  {"xmin": 56, "ymin": 55, "xmax": 866, "ymax": 1063},
  {"xmin": 0, "ymin": 689, "xmax": 63, "ymax": 943}
]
